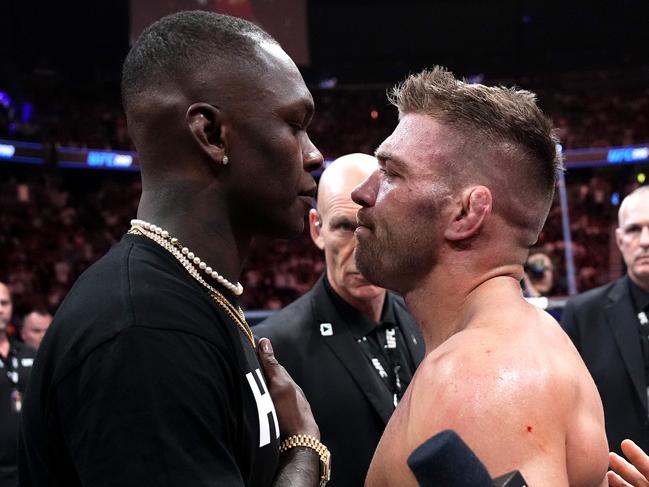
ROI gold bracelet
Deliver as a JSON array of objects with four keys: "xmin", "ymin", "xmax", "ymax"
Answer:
[{"xmin": 279, "ymin": 434, "xmax": 331, "ymax": 486}]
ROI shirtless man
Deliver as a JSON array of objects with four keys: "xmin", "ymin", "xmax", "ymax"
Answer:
[{"xmin": 351, "ymin": 67, "xmax": 609, "ymax": 486}]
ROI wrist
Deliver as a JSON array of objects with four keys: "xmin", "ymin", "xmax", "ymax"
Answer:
[
  {"xmin": 280, "ymin": 434, "xmax": 331, "ymax": 487},
  {"xmin": 285, "ymin": 421, "xmax": 320, "ymax": 440}
]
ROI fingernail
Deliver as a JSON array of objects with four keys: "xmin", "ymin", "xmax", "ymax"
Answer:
[{"xmin": 261, "ymin": 338, "xmax": 273, "ymax": 354}]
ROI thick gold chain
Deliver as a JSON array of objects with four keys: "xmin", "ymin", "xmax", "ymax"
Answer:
[{"xmin": 128, "ymin": 226, "xmax": 255, "ymax": 348}]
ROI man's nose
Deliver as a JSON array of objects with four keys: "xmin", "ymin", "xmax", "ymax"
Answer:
[
  {"xmin": 351, "ymin": 169, "xmax": 379, "ymax": 208},
  {"xmin": 640, "ymin": 226, "xmax": 649, "ymax": 246},
  {"xmin": 302, "ymin": 135, "xmax": 323, "ymax": 173}
]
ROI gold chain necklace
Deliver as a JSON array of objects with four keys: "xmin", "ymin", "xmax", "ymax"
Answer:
[{"xmin": 128, "ymin": 224, "xmax": 255, "ymax": 348}]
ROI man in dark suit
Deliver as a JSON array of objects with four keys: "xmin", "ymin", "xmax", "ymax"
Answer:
[
  {"xmin": 255, "ymin": 153, "xmax": 424, "ymax": 487},
  {"xmin": 562, "ymin": 185, "xmax": 649, "ymax": 456}
]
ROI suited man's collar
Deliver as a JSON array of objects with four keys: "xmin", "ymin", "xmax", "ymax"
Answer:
[
  {"xmin": 628, "ymin": 277, "xmax": 649, "ymax": 313},
  {"xmin": 322, "ymin": 274, "xmax": 395, "ymax": 339}
]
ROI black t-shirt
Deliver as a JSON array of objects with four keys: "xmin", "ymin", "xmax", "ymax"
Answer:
[
  {"xmin": 0, "ymin": 340, "xmax": 35, "ymax": 485},
  {"xmin": 19, "ymin": 234, "xmax": 279, "ymax": 487}
]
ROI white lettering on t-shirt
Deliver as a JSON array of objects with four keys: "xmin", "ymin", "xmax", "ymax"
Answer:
[{"xmin": 246, "ymin": 368, "xmax": 280, "ymax": 447}]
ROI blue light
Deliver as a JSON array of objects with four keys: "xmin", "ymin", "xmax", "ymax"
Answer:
[
  {"xmin": 87, "ymin": 151, "xmax": 133, "ymax": 168},
  {"xmin": 611, "ymin": 192, "xmax": 620, "ymax": 206},
  {"xmin": 0, "ymin": 143, "xmax": 16, "ymax": 159},
  {"xmin": 21, "ymin": 103, "xmax": 32, "ymax": 123},
  {"xmin": 607, "ymin": 146, "xmax": 649, "ymax": 164},
  {"xmin": 0, "ymin": 91, "xmax": 11, "ymax": 108}
]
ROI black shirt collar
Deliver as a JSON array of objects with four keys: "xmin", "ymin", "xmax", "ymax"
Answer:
[
  {"xmin": 322, "ymin": 274, "xmax": 395, "ymax": 339},
  {"xmin": 628, "ymin": 277, "xmax": 649, "ymax": 314}
]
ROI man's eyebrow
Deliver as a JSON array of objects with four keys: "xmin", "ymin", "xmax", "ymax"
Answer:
[
  {"xmin": 374, "ymin": 148, "xmax": 408, "ymax": 171},
  {"xmin": 329, "ymin": 215, "xmax": 357, "ymax": 226},
  {"xmin": 624, "ymin": 223, "xmax": 643, "ymax": 231}
]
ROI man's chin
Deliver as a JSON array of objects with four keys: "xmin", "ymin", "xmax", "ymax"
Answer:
[
  {"xmin": 349, "ymin": 285, "xmax": 384, "ymax": 301},
  {"xmin": 262, "ymin": 214, "xmax": 307, "ymax": 239},
  {"xmin": 354, "ymin": 264, "xmax": 386, "ymax": 292},
  {"xmin": 632, "ymin": 267, "xmax": 649, "ymax": 285}
]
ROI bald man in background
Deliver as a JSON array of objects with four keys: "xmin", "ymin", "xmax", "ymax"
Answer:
[
  {"xmin": 255, "ymin": 154, "xmax": 424, "ymax": 487},
  {"xmin": 562, "ymin": 186, "xmax": 649, "ymax": 458}
]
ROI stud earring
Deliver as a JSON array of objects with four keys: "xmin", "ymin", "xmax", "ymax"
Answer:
[{"xmin": 222, "ymin": 155, "xmax": 229, "ymax": 165}]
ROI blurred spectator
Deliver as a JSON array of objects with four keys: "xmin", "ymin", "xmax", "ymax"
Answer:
[
  {"xmin": 0, "ymin": 283, "xmax": 14, "ymax": 336},
  {"xmin": 20, "ymin": 309, "xmax": 52, "ymax": 350},
  {"xmin": 0, "ymin": 281, "xmax": 36, "ymax": 487},
  {"xmin": 522, "ymin": 250, "xmax": 555, "ymax": 297},
  {"xmin": 1, "ymin": 68, "xmax": 649, "ymax": 308}
]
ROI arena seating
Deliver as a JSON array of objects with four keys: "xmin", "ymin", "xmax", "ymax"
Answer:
[{"xmin": 2, "ymin": 68, "xmax": 648, "ymax": 313}]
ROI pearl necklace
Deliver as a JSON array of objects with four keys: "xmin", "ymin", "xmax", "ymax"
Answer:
[
  {"xmin": 129, "ymin": 219, "xmax": 254, "ymax": 348},
  {"xmin": 130, "ymin": 219, "xmax": 243, "ymax": 295}
]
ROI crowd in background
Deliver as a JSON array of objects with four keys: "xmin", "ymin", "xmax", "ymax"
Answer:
[{"xmin": 1, "ymin": 67, "xmax": 648, "ymax": 316}]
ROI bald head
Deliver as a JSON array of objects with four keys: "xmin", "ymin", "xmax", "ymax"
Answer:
[
  {"xmin": 316, "ymin": 153, "xmax": 378, "ymax": 215},
  {"xmin": 618, "ymin": 186, "xmax": 649, "ymax": 227},
  {"xmin": 615, "ymin": 186, "xmax": 649, "ymax": 291}
]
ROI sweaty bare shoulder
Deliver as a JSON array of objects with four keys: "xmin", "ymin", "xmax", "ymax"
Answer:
[{"xmin": 403, "ymin": 307, "xmax": 608, "ymax": 487}]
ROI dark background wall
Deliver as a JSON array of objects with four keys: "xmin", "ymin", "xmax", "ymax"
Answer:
[{"xmin": 2, "ymin": 0, "xmax": 648, "ymax": 88}]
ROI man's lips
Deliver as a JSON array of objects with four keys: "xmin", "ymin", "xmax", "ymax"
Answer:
[
  {"xmin": 348, "ymin": 271, "xmax": 371, "ymax": 284},
  {"xmin": 356, "ymin": 210, "xmax": 373, "ymax": 231},
  {"xmin": 297, "ymin": 186, "xmax": 317, "ymax": 207}
]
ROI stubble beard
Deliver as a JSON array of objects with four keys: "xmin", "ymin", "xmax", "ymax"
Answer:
[{"xmin": 356, "ymin": 227, "xmax": 436, "ymax": 295}]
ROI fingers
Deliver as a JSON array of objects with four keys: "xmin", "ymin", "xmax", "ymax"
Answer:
[
  {"xmin": 256, "ymin": 337, "xmax": 296, "ymax": 399},
  {"xmin": 257, "ymin": 337, "xmax": 280, "ymax": 370},
  {"xmin": 609, "ymin": 451, "xmax": 649, "ymax": 487},
  {"xmin": 608, "ymin": 470, "xmax": 634, "ymax": 487},
  {"xmin": 621, "ymin": 440, "xmax": 649, "ymax": 479},
  {"xmin": 255, "ymin": 337, "xmax": 319, "ymax": 438}
]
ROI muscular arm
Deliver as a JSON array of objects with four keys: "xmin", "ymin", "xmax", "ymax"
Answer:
[{"xmin": 257, "ymin": 338, "xmax": 321, "ymax": 487}]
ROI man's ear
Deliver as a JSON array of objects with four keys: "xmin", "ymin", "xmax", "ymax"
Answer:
[
  {"xmin": 444, "ymin": 186, "xmax": 492, "ymax": 241},
  {"xmin": 309, "ymin": 209, "xmax": 325, "ymax": 250},
  {"xmin": 186, "ymin": 103, "xmax": 227, "ymax": 163},
  {"xmin": 615, "ymin": 227, "xmax": 624, "ymax": 252}
]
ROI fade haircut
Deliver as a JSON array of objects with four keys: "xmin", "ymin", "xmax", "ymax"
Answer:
[
  {"xmin": 389, "ymin": 66, "xmax": 562, "ymax": 245},
  {"xmin": 121, "ymin": 10, "xmax": 276, "ymax": 110}
]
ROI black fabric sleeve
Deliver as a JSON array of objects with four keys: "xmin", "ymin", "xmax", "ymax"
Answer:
[
  {"xmin": 55, "ymin": 326, "xmax": 244, "ymax": 487},
  {"xmin": 560, "ymin": 300, "xmax": 581, "ymax": 352}
]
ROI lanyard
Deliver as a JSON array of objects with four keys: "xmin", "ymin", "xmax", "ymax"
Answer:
[
  {"xmin": 636, "ymin": 311, "xmax": 649, "ymax": 414},
  {"xmin": 0, "ymin": 351, "xmax": 20, "ymax": 388},
  {"xmin": 359, "ymin": 326, "xmax": 404, "ymax": 407},
  {"xmin": 0, "ymin": 349, "xmax": 24, "ymax": 412}
]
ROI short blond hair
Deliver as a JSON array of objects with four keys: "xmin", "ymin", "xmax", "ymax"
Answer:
[{"xmin": 390, "ymin": 66, "xmax": 562, "ymax": 245}]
